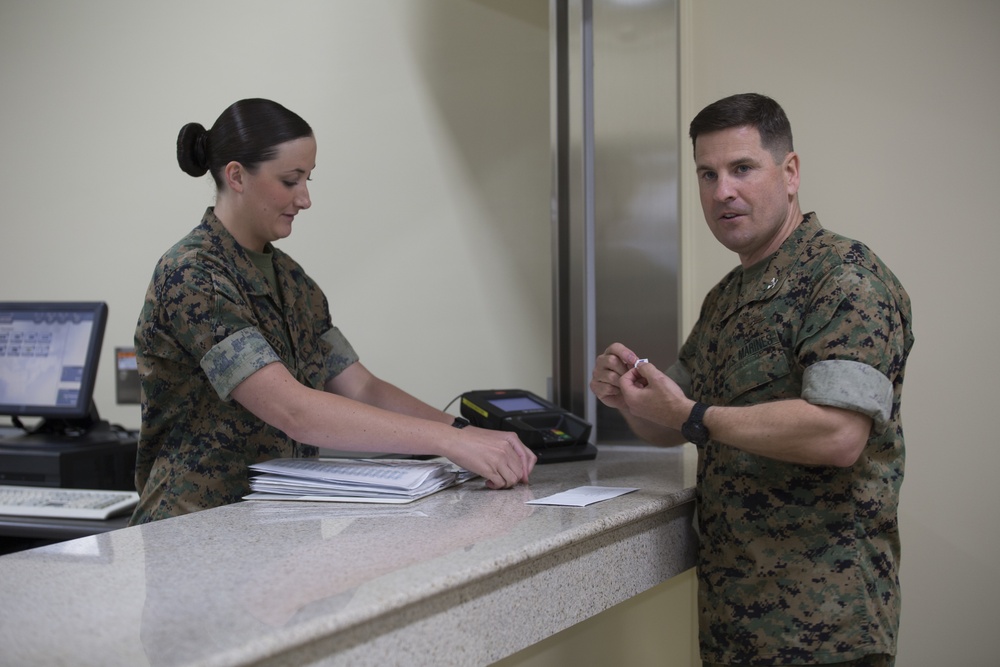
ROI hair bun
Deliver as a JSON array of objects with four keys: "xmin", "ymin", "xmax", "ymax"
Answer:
[{"xmin": 176, "ymin": 122, "xmax": 210, "ymax": 177}]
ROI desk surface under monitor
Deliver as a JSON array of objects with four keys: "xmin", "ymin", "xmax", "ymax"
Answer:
[{"xmin": 0, "ymin": 422, "xmax": 137, "ymax": 552}]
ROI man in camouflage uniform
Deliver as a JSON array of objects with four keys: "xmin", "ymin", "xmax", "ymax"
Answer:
[{"xmin": 591, "ymin": 93, "xmax": 913, "ymax": 665}]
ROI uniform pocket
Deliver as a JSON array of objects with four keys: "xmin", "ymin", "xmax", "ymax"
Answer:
[{"xmin": 720, "ymin": 332, "xmax": 792, "ymax": 404}]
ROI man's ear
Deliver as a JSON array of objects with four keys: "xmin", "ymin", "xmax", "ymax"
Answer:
[
  {"xmin": 784, "ymin": 151, "xmax": 800, "ymax": 195},
  {"xmin": 223, "ymin": 161, "xmax": 246, "ymax": 193}
]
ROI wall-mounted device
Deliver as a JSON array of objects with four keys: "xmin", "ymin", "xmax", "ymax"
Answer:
[
  {"xmin": 115, "ymin": 347, "xmax": 140, "ymax": 405},
  {"xmin": 460, "ymin": 389, "xmax": 597, "ymax": 463}
]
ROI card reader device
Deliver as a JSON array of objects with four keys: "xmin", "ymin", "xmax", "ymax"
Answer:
[{"xmin": 460, "ymin": 389, "xmax": 597, "ymax": 463}]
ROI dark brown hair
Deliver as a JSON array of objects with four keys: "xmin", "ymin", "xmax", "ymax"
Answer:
[
  {"xmin": 689, "ymin": 93, "xmax": 793, "ymax": 161},
  {"xmin": 176, "ymin": 98, "xmax": 313, "ymax": 188}
]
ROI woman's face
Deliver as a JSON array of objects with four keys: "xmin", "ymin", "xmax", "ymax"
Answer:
[{"xmin": 233, "ymin": 136, "xmax": 316, "ymax": 251}]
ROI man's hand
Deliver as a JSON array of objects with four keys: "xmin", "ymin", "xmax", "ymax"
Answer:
[
  {"xmin": 590, "ymin": 342, "xmax": 642, "ymax": 411},
  {"xmin": 618, "ymin": 360, "xmax": 694, "ymax": 431}
]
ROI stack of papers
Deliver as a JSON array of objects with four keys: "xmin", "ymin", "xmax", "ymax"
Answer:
[{"xmin": 244, "ymin": 457, "xmax": 477, "ymax": 505}]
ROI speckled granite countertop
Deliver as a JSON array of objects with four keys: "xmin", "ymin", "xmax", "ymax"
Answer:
[{"xmin": 0, "ymin": 445, "xmax": 697, "ymax": 667}]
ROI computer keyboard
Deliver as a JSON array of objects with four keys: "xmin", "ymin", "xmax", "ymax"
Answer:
[{"xmin": 0, "ymin": 484, "xmax": 139, "ymax": 520}]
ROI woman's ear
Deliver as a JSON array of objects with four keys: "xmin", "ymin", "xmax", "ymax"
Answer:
[{"xmin": 223, "ymin": 161, "xmax": 246, "ymax": 193}]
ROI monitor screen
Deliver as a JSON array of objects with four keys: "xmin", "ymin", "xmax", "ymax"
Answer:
[{"xmin": 0, "ymin": 302, "xmax": 108, "ymax": 422}]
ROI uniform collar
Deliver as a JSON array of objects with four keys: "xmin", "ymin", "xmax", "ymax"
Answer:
[
  {"xmin": 199, "ymin": 207, "xmax": 274, "ymax": 298},
  {"xmin": 734, "ymin": 212, "xmax": 822, "ymax": 308}
]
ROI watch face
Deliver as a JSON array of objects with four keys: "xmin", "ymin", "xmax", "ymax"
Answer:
[{"xmin": 682, "ymin": 421, "xmax": 709, "ymax": 445}]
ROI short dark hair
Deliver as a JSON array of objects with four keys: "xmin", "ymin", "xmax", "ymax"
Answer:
[
  {"xmin": 176, "ymin": 98, "xmax": 313, "ymax": 188},
  {"xmin": 688, "ymin": 93, "xmax": 793, "ymax": 161}
]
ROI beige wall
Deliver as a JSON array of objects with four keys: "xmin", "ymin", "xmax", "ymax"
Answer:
[
  {"xmin": 0, "ymin": 0, "xmax": 552, "ymax": 431},
  {"xmin": 681, "ymin": 1, "xmax": 1000, "ymax": 665}
]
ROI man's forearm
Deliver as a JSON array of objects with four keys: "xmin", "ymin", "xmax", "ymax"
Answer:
[
  {"xmin": 702, "ymin": 398, "xmax": 872, "ymax": 467},
  {"xmin": 621, "ymin": 408, "xmax": 689, "ymax": 447}
]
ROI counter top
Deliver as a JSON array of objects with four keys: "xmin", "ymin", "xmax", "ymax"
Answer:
[{"xmin": 0, "ymin": 445, "xmax": 697, "ymax": 667}]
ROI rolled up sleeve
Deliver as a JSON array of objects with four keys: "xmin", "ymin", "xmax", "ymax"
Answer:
[
  {"xmin": 802, "ymin": 359, "xmax": 893, "ymax": 433},
  {"xmin": 201, "ymin": 327, "xmax": 282, "ymax": 400}
]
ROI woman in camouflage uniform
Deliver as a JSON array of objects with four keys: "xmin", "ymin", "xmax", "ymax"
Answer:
[{"xmin": 130, "ymin": 99, "xmax": 535, "ymax": 524}]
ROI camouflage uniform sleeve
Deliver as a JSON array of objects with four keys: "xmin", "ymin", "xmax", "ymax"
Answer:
[
  {"xmin": 797, "ymin": 262, "xmax": 903, "ymax": 434},
  {"xmin": 201, "ymin": 327, "xmax": 282, "ymax": 400},
  {"xmin": 802, "ymin": 360, "xmax": 893, "ymax": 433},
  {"xmin": 665, "ymin": 360, "xmax": 693, "ymax": 399},
  {"xmin": 155, "ymin": 251, "xmax": 285, "ymax": 402},
  {"xmin": 320, "ymin": 326, "xmax": 359, "ymax": 379}
]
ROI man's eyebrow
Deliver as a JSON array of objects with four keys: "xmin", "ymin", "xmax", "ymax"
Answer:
[
  {"xmin": 727, "ymin": 154, "xmax": 759, "ymax": 166},
  {"xmin": 697, "ymin": 155, "xmax": 759, "ymax": 172}
]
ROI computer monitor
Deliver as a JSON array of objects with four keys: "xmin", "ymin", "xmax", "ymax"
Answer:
[{"xmin": 0, "ymin": 301, "xmax": 108, "ymax": 433}]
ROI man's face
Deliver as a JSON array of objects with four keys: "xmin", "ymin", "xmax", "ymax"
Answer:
[{"xmin": 694, "ymin": 125, "xmax": 800, "ymax": 267}]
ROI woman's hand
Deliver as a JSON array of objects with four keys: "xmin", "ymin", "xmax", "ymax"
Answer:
[{"xmin": 440, "ymin": 425, "xmax": 537, "ymax": 489}]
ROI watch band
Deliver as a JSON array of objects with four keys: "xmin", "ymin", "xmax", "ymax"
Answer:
[{"xmin": 688, "ymin": 401, "xmax": 708, "ymax": 425}]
